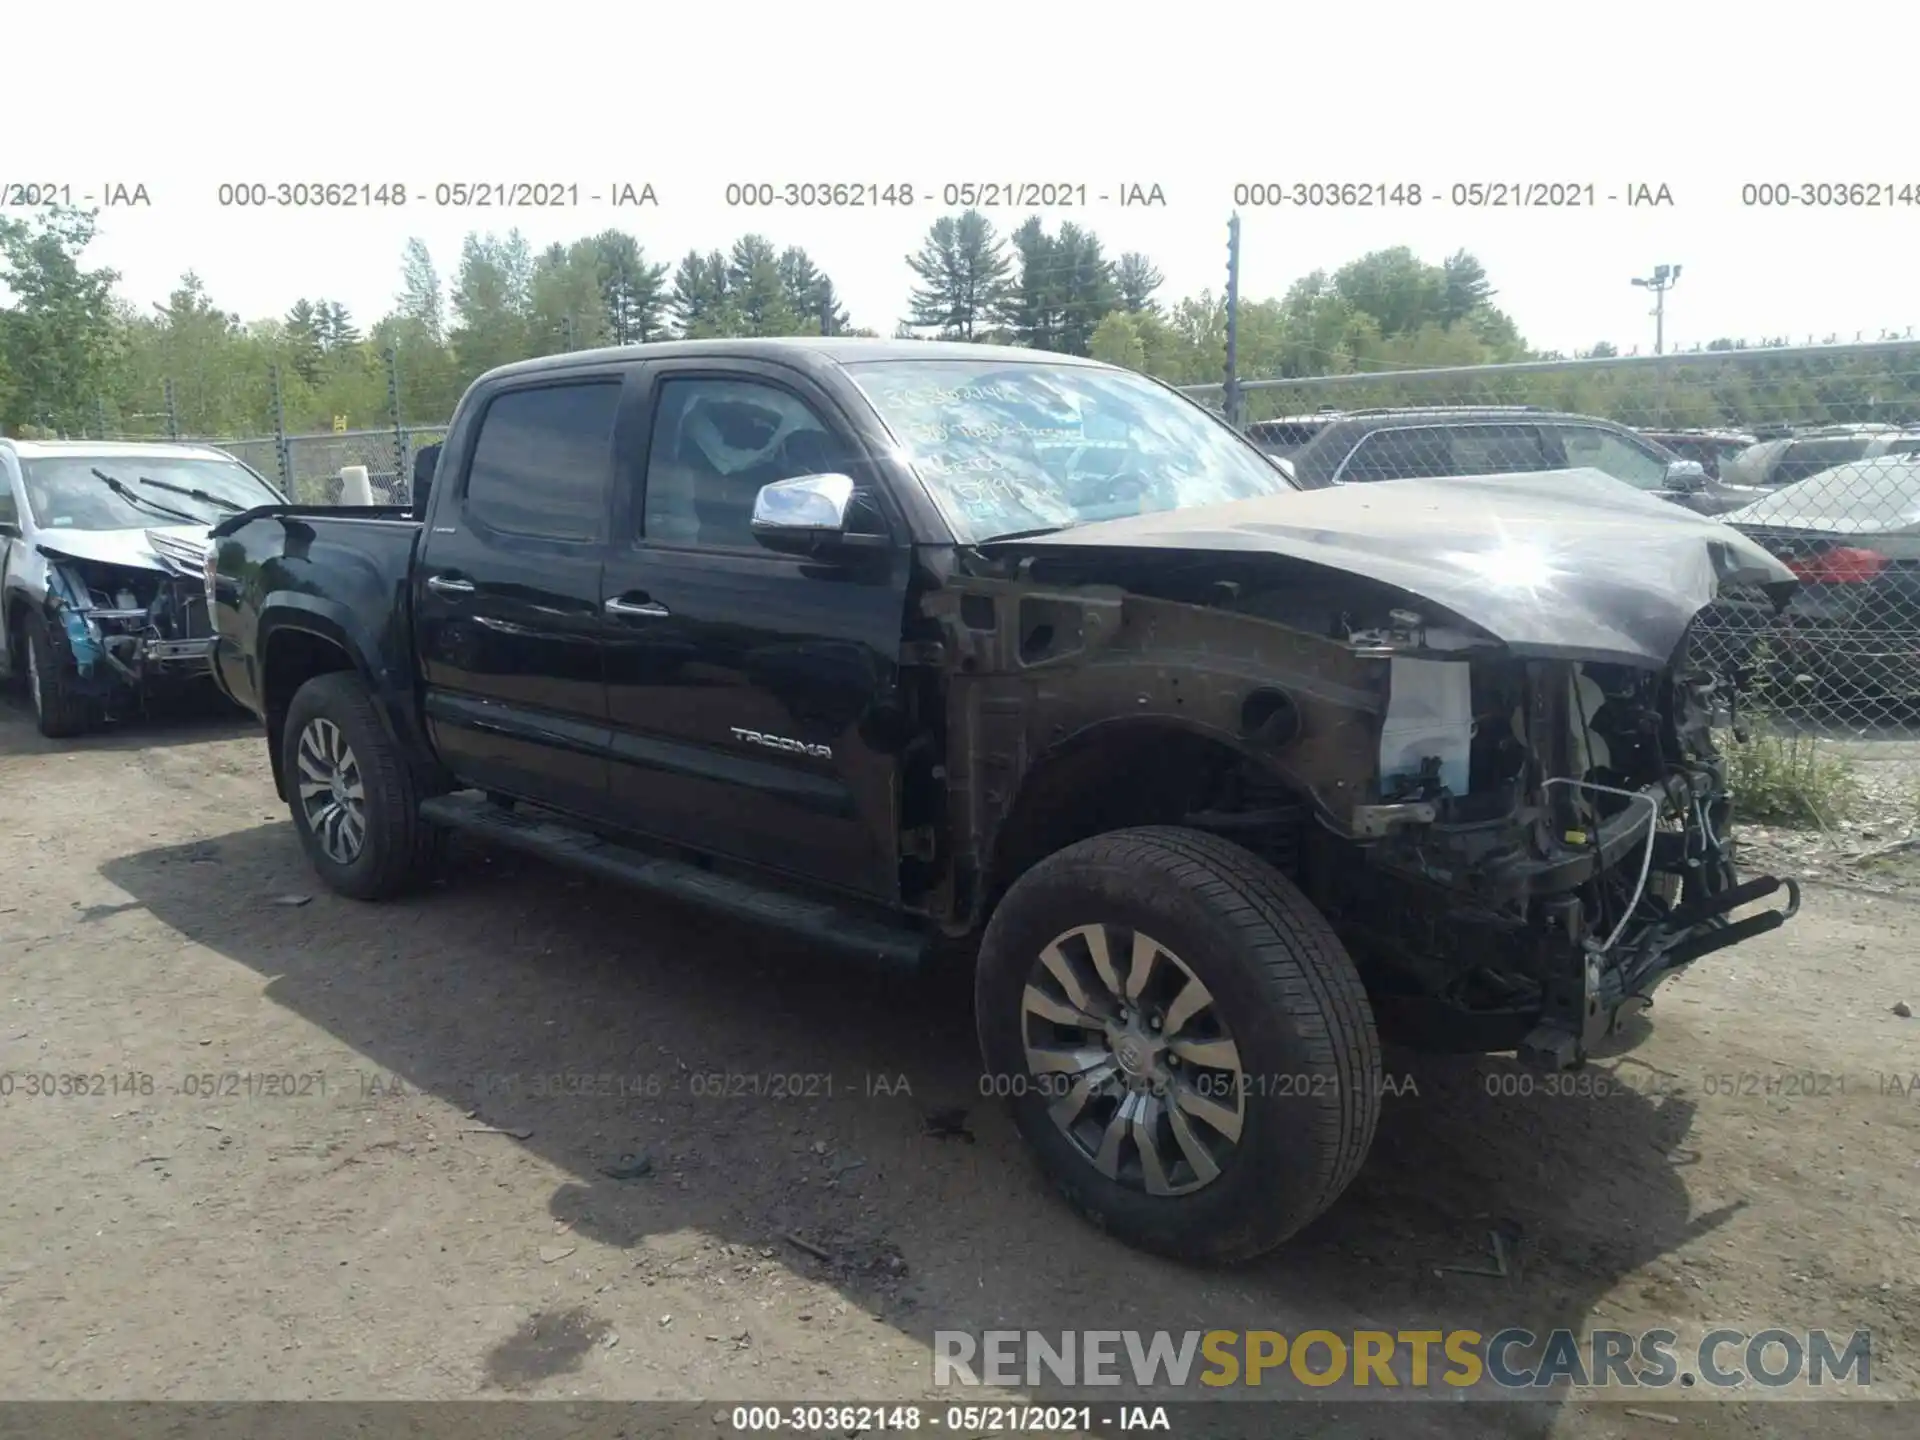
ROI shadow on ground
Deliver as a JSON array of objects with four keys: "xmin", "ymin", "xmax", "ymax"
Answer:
[
  {"xmin": 101, "ymin": 821, "xmax": 1747, "ymax": 1438},
  {"xmin": 0, "ymin": 685, "xmax": 254, "ymax": 758}
]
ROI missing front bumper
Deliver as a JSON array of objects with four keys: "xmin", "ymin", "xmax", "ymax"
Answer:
[{"xmin": 1516, "ymin": 874, "xmax": 1802, "ymax": 1069}]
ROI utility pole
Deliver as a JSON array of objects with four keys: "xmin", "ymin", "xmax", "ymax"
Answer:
[
  {"xmin": 1631, "ymin": 264, "xmax": 1682, "ymax": 356},
  {"xmin": 1223, "ymin": 214, "xmax": 1243, "ymax": 427}
]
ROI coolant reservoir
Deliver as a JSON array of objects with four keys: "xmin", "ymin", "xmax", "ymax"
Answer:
[
  {"xmin": 1380, "ymin": 658, "xmax": 1473, "ymax": 798},
  {"xmin": 116, "ymin": 589, "xmax": 138, "ymax": 611}
]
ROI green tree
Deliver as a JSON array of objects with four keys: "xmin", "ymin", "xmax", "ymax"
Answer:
[
  {"xmin": 775, "ymin": 246, "xmax": 847, "ymax": 334},
  {"xmin": 590, "ymin": 230, "xmax": 669, "ymax": 344},
  {"xmin": 671, "ymin": 249, "xmax": 734, "ymax": 337},
  {"xmin": 1053, "ymin": 223, "xmax": 1118, "ymax": 356},
  {"xmin": 530, "ymin": 240, "xmax": 609, "ymax": 352},
  {"xmin": 284, "ymin": 299, "xmax": 325, "ymax": 384},
  {"xmin": 1004, "ymin": 216, "xmax": 1062, "ymax": 350},
  {"xmin": 0, "ymin": 206, "xmax": 123, "ymax": 434},
  {"xmin": 450, "ymin": 231, "xmax": 535, "ymax": 377},
  {"xmin": 318, "ymin": 302, "xmax": 360, "ymax": 351},
  {"xmin": 397, "ymin": 238, "xmax": 445, "ymax": 342},
  {"xmin": 726, "ymin": 234, "xmax": 803, "ymax": 336},
  {"xmin": 1089, "ymin": 310, "xmax": 1146, "ymax": 371},
  {"xmin": 905, "ymin": 210, "xmax": 1011, "ymax": 339},
  {"xmin": 1115, "ymin": 252, "xmax": 1164, "ymax": 314}
]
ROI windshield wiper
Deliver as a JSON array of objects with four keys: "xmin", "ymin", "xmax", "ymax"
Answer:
[
  {"xmin": 136, "ymin": 474, "xmax": 242, "ymax": 513},
  {"xmin": 89, "ymin": 467, "xmax": 206, "ymax": 527},
  {"xmin": 981, "ymin": 524, "xmax": 1075, "ymax": 543}
]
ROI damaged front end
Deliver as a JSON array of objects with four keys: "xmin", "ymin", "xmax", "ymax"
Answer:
[
  {"xmin": 36, "ymin": 529, "xmax": 217, "ymax": 706},
  {"xmin": 947, "ymin": 472, "xmax": 1807, "ymax": 1071},
  {"xmin": 1303, "ymin": 617, "xmax": 1800, "ymax": 1069}
]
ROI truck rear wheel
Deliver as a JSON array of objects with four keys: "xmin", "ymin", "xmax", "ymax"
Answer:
[
  {"xmin": 283, "ymin": 671, "xmax": 443, "ymax": 901},
  {"xmin": 975, "ymin": 826, "xmax": 1380, "ymax": 1262}
]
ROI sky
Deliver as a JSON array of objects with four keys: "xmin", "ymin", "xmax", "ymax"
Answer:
[{"xmin": 11, "ymin": 1, "xmax": 1917, "ymax": 359}]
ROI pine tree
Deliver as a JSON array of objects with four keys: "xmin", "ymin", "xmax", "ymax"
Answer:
[
  {"xmin": 726, "ymin": 234, "xmax": 802, "ymax": 335},
  {"xmin": 904, "ymin": 210, "xmax": 1010, "ymax": 339},
  {"xmin": 397, "ymin": 238, "xmax": 445, "ymax": 342},
  {"xmin": 1115, "ymin": 252, "xmax": 1165, "ymax": 314}
]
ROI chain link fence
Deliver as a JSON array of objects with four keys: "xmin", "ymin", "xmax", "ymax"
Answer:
[{"xmin": 181, "ymin": 426, "xmax": 448, "ymax": 506}]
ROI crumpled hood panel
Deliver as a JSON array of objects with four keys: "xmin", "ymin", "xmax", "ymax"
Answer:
[
  {"xmin": 983, "ymin": 468, "xmax": 1797, "ymax": 668},
  {"xmin": 36, "ymin": 523, "xmax": 210, "ymax": 574}
]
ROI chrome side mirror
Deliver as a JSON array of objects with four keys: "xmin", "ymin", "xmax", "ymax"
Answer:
[
  {"xmin": 1665, "ymin": 458, "xmax": 1709, "ymax": 491},
  {"xmin": 750, "ymin": 473, "xmax": 885, "ymax": 556}
]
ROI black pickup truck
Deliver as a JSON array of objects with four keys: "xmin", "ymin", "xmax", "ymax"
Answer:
[{"xmin": 207, "ymin": 337, "xmax": 1801, "ymax": 1261}]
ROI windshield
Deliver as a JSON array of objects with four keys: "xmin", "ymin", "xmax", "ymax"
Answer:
[
  {"xmin": 843, "ymin": 360, "xmax": 1295, "ymax": 543},
  {"xmin": 20, "ymin": 455, "xmax": 281, "ymax": 532},
  {"xmin": 1727, "ymin": 456, "xmax": 1920, "ymax": 531}
]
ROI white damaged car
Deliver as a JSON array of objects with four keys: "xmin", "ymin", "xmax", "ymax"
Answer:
[{"xmin": 0, "ymin": 439, "xmax": 287, "ymax": 737}]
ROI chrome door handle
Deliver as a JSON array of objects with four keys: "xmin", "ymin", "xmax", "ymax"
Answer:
[
  {"xmin": 605, "ymin": 596, "xmax": 670, "ymax": 618},
  {"xmin": 426, "ymin": 574, "xmax": 475, "ymax": 595}
]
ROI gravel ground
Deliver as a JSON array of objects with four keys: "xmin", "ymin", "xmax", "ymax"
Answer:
[{"xmin": 1, "ymin": 691, "xmax": 1916, "ymax": 1440}]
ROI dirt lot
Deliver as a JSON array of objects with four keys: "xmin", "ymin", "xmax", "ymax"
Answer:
[{"xmin": 1, "ymin": 690, "xmax": 1916, "ymax": 1439}]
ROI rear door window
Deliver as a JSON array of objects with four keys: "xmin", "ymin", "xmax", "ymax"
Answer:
[
  {"xmin": 1338, "ymin": 427, "xmax": 1455, "ymax": 481},
  {"xmin": 1774, "ymin": 437, "xmax": 1873, "ymax": 487},
  {"xmin": 1443, "ymin": 424, "xmax": 1552, "ymax": 475},
  {"xmin": 463, "ymin": 381, "xmax": 623, "ymax": 542}
]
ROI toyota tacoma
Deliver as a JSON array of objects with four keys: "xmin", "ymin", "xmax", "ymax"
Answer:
[{"xmin": 205, "ymin": 339, "xmax": 1801, "ymax": 1261}]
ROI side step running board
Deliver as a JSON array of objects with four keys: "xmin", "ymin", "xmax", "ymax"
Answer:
[{"xmin": 419, "ymin": 793, "xmax": 927, "ymax": 970}]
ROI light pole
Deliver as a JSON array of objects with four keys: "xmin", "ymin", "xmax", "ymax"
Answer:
[{"xmin": 1631, "ymin": 264, "xmax": 1682, "ymax": 355}]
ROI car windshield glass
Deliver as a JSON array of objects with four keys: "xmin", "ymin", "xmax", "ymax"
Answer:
[
  {"xmin": 843, "ymin": 360, "xmax": 1295, "ymax": 543},
  {"xmin": 19, "ymin": 456, "xmax": 279, "ymax": 531},
  {"xmin": 1728, "ymin": 456, "xmax": 1920, "ymax": 530}
]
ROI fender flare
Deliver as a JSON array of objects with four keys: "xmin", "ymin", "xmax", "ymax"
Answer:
[{"xmin": 255, "ymin": 593, "xmax": 433, "ymax": 801}]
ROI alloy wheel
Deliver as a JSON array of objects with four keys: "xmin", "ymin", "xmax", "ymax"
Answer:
[
  {"xmin": 295, "ymin": 717, "xmax": 367, "ymax": 864},
  {"xmin": 1021, "ymin": 923, "xmax": 1247, "ymax": 1196}
]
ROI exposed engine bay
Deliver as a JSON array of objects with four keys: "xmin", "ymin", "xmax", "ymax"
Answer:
[
  {"xmin": 929, "ymin": 522, "xmax": 1801, "ymax": 1070},
  {"xmin": 36, "ymin": 529, "xmax": 216, "ymax": 700}
]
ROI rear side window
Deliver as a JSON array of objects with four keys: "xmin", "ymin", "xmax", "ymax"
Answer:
[
  {"xmin": 1339, "ymin": 424, "xmax": 1554, "ymax": 482},
  {"xmin": 1339, "ymin": 428, "xmax": 1455, "ymax": 481},
  {"xmin": 1775, "ymin": 437, "xmax": 1872, "ymax": 487},
  {"xmin": 1447, "ymin": 424, "xmax": 1551, "ymax": 475},
  {"xmin": 0, "ymin": 473, "xmax": 17, "ymax": 527},
  {"xmin": 464, "ymin": 382, "xmax": 623, "ymax": 541}
]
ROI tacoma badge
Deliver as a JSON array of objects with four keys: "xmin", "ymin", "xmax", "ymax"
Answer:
[{"xmin": 731, "ymin": 727, "xmax": 832, "ymax": 760}]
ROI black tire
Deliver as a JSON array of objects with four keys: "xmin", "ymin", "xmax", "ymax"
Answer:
[
  {"xmin": 282, "ymin": 671, "xmax": 443, "ymax": 901},
  {"xmin": 976, "ymin": 825, "xmax": 1380, "ymax": 1262},
  {"xmin": 24, "ymin": 612, "xmax": 91, "ymax": 739}
]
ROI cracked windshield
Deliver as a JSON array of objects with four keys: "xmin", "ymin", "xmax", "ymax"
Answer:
[{"xmin": 845, "ymin": 360, "xmax": 1294, "ymax": 542}]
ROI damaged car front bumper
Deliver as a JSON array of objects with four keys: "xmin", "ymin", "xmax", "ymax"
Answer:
[{"xmin": 37, "ymin": 528, "xmax": 217, "ymax": 701}]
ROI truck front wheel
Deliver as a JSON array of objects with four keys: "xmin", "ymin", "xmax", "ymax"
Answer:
[
  {"xmin": 976, "ymin": 826, "xmax": 1381, "ymax": 1262},
  {"xmin": 283, "ymin": 671, "xmax": 443, "ymax": 900}
]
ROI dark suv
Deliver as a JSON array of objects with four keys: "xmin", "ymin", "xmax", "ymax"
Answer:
[
  {"xmin": 1268, "ymin": 406, "xmax": 1743, "ymax": 515},
  {"xmin": 1719, "ymin": 425, "xmax": 1920, "ymax": 490}
]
